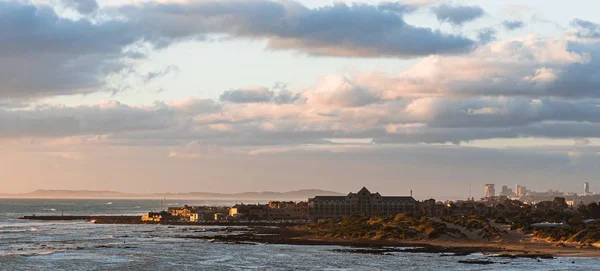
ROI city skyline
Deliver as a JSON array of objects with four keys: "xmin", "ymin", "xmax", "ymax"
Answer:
[{"xmin": 2, "ymin": 0, "xmax": 600, "ymax": 197}]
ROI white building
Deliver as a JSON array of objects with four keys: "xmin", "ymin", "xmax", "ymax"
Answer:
[
  {"xmin": 484, "ymin": 184, "xmax": 495, "ymax": 198},
  {"xmin": 515, "ymin": 185, "xmax": 527, "ymax": 198}
]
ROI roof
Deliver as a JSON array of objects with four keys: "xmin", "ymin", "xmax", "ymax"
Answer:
[
  {"xmin": 313, "ymin": 196, "xmax": 415, "ymax": 201},
  {"xmin": 382, "ymin": 196, "xmax": 416, "ymax": 201},
  {"xmin": 358, "ymin": 187, "xmax": 370, "ymax": 193},
  {"xmin": 312, "ymin": 196, "xmax": 346, "ymax": 201}
]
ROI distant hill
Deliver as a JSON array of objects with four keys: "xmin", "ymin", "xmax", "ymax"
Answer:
[{"xmin": 1, "ymin": 189, "xmax": 343, "ymax": 200}]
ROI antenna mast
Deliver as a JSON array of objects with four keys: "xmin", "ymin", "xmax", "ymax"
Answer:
[{"xmin": 468, "ymin": 183, "xmax": 472, "ymax": 200}]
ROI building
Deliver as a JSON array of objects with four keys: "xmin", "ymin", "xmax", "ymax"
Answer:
[
  {"xmin": 214, "ymin": 213, "xmax": 226, "ymax": 221},
  {"xmin": 141, "ymin": 211, "xmax": 178, "ymax": 223},
  {"xmin": 267, "ymin": 201, "xmax": 309, "ymax": 220},
  {"xmin": 228, "ymin": 202, "xmax": 309, "ymax": 221},
  {"xmin": 500, "ymin": 185, "xmax": 514, "ymax": 197},
  {"xmin": 307, "ymin": 187, "xmax": 417, "ymax": 219},
  {"xmin": 484, "ymin": 184, "xmax": 495, "ymax": 198},
  {"xmin": 585, "ymin": 182, "xmax": 590, "ymax": 195},
  {"xmin": 168, "ymin": 205, "xmax": 193, "ymax": 220},
  {"xmin": 515, "ymin": 185, "xmax": 527, "ymax": 198},
  {"xmin": 170, "ymin": 205, "xmax": 230, "ymax": 222},
  {"xmin": 229, "ymin": 204, "xmax": 270, "ymax": 220}
]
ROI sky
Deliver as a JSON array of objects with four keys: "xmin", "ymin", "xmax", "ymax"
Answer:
[{"xmin": 1, "ymin": 0, "xmax": 600, "ymax": 199}]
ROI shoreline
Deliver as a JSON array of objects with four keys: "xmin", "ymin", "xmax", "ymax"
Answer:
[
  {"xmin": 174, "ymin": 225, "xmax": 600, "ymax": 258},
  {"xmin": 20, "ymin": 215, "xmax": 600, "ymax": 258}
]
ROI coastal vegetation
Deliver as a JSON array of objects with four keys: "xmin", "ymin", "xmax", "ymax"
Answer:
[
  {"xmin": 299, "ymin": 198, "xmax": 600, "ymax": 245},
  {"xmin": 301, "ymin": 213, "xmax": 464, "ymax": 240},
  {"xmin": 471, "ymin": 198, "xmax": 600, "ymax": 245},
  {"xmin": 440, "ymin": 215, "xmax": 504, "ymax": 240}
]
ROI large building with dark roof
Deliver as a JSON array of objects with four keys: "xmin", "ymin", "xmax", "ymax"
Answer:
[{"xmin": 307, "ymin": 187, "xmax": 417, "ymax": 219}]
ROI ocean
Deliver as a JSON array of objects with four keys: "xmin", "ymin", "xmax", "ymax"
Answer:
[{"xmin": 0, "ymin": 199, "xmax": 599, "ymax": 270}]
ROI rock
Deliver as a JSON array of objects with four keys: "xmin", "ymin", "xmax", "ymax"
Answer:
[{"xmin": 458, "ymin": 259, "xmax": 494, "ymax": 265}]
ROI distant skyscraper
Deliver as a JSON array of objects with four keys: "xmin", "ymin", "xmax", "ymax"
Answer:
[
  {"xmin": 484, "ymin": 184, "xmax": 496, "ymax": 198},
  {"xmin": 515, "ymin": 185, "xmax": 527, "ymax": 198},
  {"xmin": 500, "ymin": 185, "xmax": 514, "ymax": 197},
  {"xmin": 584, "ymin": 182, "xmax": 590, "ymax": 195}
]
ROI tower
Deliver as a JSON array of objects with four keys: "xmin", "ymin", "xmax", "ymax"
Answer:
[
  {"xmin": 515, "ymin": 185, "xmax": 526, "ymax": 198},
  {"xmin": 484, "ymin": 184, "xmax": 495, "ymax": 198},
  {"xmin": 584, "ymin": 182, "xmax": 590, "ymax": 195}
]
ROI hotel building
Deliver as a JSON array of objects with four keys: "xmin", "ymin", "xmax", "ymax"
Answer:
[{"xmin": 307, "ymin": 187, "xmax": 417, "ymax": 219}]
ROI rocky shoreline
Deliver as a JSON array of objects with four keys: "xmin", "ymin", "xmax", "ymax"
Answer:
[
  {"xmin": 173, "ymin": 226, "xmax": 567, "ymax": 258},
  {"xmin": 21, "ymin": 215, "xmax": 600, "ymax": 258}
]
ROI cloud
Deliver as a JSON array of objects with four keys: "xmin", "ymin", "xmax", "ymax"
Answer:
[
  {"xmin": 352, "ymin": 34, "xmax": 600, "ymax": 99},
  {"xmin": 0, "ymin": 0, "xmax": 476, "ymax": 100},
  {"xmin": 0, "ymin": 101, "xmax": 177, "ymax": 138},
  {"xmin": 0, "ymin": 1, "xmax": 139, "ymax": 99},
  {"xmin": 220, "ymin": 87, "xmax": 276, "ymax": 104},
  {"xmin": 3, "ymin": 94, "xmax": 600, "ymax": 148},
  {"xmin": 503, "ymin": 20, "xmax": 525, "ymax": 30},
  {"xmin": 571, "ymin": 19, "xmax": 600, "ymax": 39},
  {"xmin": 142, "ymin": 65, "xmax": 179, "ymax": 83},
  {"xmin": 2, "ymin": 2, "xmax": 600, "ymax": 149},
  {"xmin": 304, "ymin": 75, "xmax": 380, "ymax": 108},
  {"xmin": 118, "ymin": 0, "xmax": 476, "ymax": 58},
  {"xmin": 219, "ymin": 87, "xmax": 301, "ymax": 104},
  {"xmin": 431, "ymin": 4, "xmax": 485, "ymax": 26},
  {"xmin": 59, "ymin": 0, "xmax": 98, "ymax": 14},
  {"xmin": 477, "ymin": 28, "xmax": 496, "ymax": 44},
  {"xmin": 377, "ymin": 2, "xmax": 419, "ymax": 14},
  {"xmin": 574, "ymin": 138, "xmax": 591, "ymax": 146}
]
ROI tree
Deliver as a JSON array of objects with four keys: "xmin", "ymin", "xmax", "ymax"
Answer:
[
  {"xmin": 588, "ymin": 202, "xmax": 600, "ymax": 219},
  {"xmin": 552, "ymin": 197, "xmax": 568, "ymax": 212},
  {"xmin": 577, "ymin": 203, "xmax": 589, "ymax": 218}
]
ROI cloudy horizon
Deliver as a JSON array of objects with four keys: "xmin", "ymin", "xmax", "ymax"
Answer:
[{"xmin": 1, "ymin": 0, "xmax": 599, "ymax": 199}]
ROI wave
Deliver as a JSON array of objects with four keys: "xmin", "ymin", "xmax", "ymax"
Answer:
[
  {"xmin": 41, "ymin": 208, "xmax": 56, "ymax": 212},
  {"xmin": 0, "ymin": 229, "xmax": 28, "ymax": 233},
  {"xmin": 13, "ymin": 249, "xmax": 67, "ymax": 257},
  {"xmin": 0, "ymin": 228, "xmax": 38, "ymax": 233}
]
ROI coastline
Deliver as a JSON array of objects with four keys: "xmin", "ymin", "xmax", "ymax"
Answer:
[
  {"xmin": 20, "ymin": 215, "xmax": 600, "ymax": 258},
  {"xmin": 173, "ymin": 225, "xmax": 600, "ymax": 258}
]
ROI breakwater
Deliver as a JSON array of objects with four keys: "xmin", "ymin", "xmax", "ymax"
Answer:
[
  {"xmin": 19, "ymin": 215, "xmax": 141, "ymax": 223},
  {"xmin": 19, "ymin": 215, "xmax": 307, "ymax": 226}
]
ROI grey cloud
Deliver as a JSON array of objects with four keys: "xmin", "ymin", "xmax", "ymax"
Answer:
[
  {"xmin": 143, "ymin": 65, "xmax": 180, "ymax": 83},
  {"xmin": 572, "ymin": 19, "xmax": 600, "ymax": 38},
  {"xmin": 4, "ymin": 95, "xmax": 600, "ymax": 147},
  {"xmin": 431, "ymin": 4, "xmax": 484, "ymax": 26},
  {"xmin": 574, "ymin": 138, "xmax": 591, "ymax": 146},
  {"xmin": 220, "ymin": 88, "xmax": 274, "ymax": 103},
  {"xmin": 377, "ymin": 2, "xmax": 418, "ymax": 14},
  {"xmin": 359, "ymin": 36, "xmax": 600, "ymax": 98},
  {"xmin": 0, "ymin": 101, "xmax": 177, "ymax": 138},
  {"xmin": 0, "ymin": 1, "xmax": 475, "ymax": 99},
  {"xmin": 120, "ymin": 1, "xmax": 476, "ymax": 58},
  {"xmin": 477, "ymin": 28, "xmax": 496, "ymax": 44},
  {"xmin": 220, "ymin": 87, "xmax": 301, "ymax": 104},
  {"xmin": 59, "ymin": 0, "xmax": 98, "ymax": 14},
  {"xmin": 0, "ymin": 2, "xmax": 139, "ymax": 99},
  {"xmin": 503, "ymin": 20, "xmax": 524, "ymax": 30}
]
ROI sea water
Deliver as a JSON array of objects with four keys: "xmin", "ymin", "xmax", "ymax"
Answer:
[{"xmin": 0, "ymin": 199, "xmax": 599, "ymax": 271}]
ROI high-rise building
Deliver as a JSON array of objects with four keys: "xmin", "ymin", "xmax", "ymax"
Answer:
[
  {"xmin": 484, "ymin": 184, "xmax": 496, "ymax": 198},
  {"xmin": 500, "ymin": 185, "xmax": 514, "ymax": 197},
  {"xmin": 515, "ymin": 185, "xmax": 527, "ymax": 198},
  {"xmin": 584, "ymin": 182, "xmax": 590, "ymax": 195}
]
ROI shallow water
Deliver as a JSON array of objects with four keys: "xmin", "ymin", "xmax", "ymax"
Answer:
[{"xmin": 0, "ymin": 199, "xmax": 599, "ymax": 270}]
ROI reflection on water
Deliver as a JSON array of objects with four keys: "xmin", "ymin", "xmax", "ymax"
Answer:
[{"xmin": 0, "ymin": 199, "xmax": 599, "ymax": 270}]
